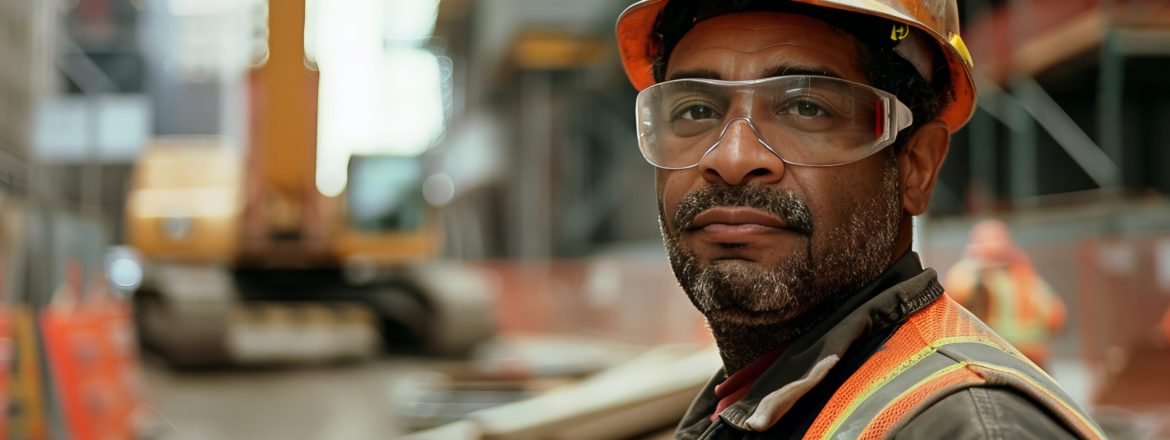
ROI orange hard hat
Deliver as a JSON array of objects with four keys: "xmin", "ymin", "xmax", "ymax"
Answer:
[{"xmin": 616, "ymin": 0, "xmax": 977, "ymax": 131}]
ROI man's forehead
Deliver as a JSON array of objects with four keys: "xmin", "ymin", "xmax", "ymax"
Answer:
[
  {"xmin": 684, "ymin": 10, "xmax": 848, "ymax": 37},
  {"xmin": 666, "ymin": 11, "xmax": 865, "ymax": 83}
]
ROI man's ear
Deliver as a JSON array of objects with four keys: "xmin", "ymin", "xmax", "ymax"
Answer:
[{"xmin": 898, "ymin": 120, "xmax": 950, "ymax": 216}]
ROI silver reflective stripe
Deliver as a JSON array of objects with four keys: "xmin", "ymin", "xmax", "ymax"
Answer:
[
  {"xmin": 828, "ymin": 350, "xmax": 957, "ymax": 439},
  {"xmin": 936, "ymin": 342, "xmax": 1076, "ymax": 405},
  {"xmin": 938, "ymin": 343, "xmax": 1105, "ymax": 439},
  {"xmin": 826, "ymin": 341, "xmax": 1104, "ymax": 439}
]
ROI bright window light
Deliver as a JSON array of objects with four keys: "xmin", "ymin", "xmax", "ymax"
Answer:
[
  {"xmin": 313, "ymin": 0, "xmax": 446, "ymax": 197},
  {"xmin": 166, "ymin": 0, "xmax": 243, "ymax": 16},
  {"xmin": 384, "ymin": 0, "xmax": 441, "ymax": 41}
]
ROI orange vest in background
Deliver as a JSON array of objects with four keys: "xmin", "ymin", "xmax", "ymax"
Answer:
[
  {"xmin": 1162, "ymin": 307, "xmax": 1170, "ymax": 346},
  {"xmin": 805, "ymin": 295, "xmax": 1101, "ymax": 439},
  {"xmin": 944, "ymin": 258, "xmax": 1066, "ymax": 365}
]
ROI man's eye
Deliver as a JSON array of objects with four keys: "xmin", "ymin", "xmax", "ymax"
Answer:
[
  {"xmin": 678, "ymin": 104, "xmax": 719, "ymax": 121},
  {"xmin": 787, "ymin": 100, "xmax": 827, "ymax": 118}
]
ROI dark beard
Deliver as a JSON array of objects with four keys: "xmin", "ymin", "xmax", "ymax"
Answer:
[{"xmin": 660, "ymin": 161, "xmax": 903, "ymax": 371}]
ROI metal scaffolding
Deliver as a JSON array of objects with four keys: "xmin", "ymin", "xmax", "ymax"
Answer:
[{"xmin": 962, "ymin": 0, "xmax": 1170, "ymax": 210}]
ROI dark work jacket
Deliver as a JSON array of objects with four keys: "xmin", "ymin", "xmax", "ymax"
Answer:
[{"xmin": 675, "ymin": 252, "xmax": 1082, "ymax": 439}]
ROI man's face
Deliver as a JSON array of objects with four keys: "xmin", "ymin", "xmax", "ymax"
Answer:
[{"xmin": 658, "ymin": 12, "xmax": 905, "ymax": 330}]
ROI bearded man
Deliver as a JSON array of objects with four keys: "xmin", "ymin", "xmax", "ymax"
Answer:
[{"xmin": 616, "ymin": 0, "xmax": 1104, "ymax": 438}]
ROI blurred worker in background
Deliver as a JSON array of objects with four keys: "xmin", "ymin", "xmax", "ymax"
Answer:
[
  {"xmin": 617, "ymin": 0, "xmax": 1103, "ymax": 438},
  {"xmin": 944, "ymin": 219, "xmax": 1067, "ymax": 368}
]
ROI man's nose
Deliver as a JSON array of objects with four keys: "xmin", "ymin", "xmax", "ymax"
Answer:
[{"xmin": 698, "ymin": 118, "xmax": 785, "ymax": 186}]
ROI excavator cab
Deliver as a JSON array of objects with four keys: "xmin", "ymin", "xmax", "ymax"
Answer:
[{"xmin": 334, "ymin": 155, "xmax": 441, "ymax": 269}]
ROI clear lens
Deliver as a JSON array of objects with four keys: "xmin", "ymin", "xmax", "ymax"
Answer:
[{"xmin": 634, "ymin": 75, "xmax": 912, "ymax": 169}]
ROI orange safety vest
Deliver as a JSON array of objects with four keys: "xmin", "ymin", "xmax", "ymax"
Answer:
[{"xmin": 804, "ymin": 295, "xmax": 1103, "ymax": 439}]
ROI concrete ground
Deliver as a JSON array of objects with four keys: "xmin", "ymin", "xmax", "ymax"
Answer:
[{"xmin": 138, "ymin": 358, "xmax": 431, "ymax": 440}]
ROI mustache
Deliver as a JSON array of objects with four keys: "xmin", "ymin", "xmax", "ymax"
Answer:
[{"xmin": 674, "ymin": 185, "xmax": 813, "ymax": 235}]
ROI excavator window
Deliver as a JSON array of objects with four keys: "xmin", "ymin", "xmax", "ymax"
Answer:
[{"xmin": 346, "ymin": 155, "xmax": 426, "ymax": 233}]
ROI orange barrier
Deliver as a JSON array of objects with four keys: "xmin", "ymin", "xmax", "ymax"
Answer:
[
  {"xmin": 40, "ymin": 297, "xmax": 143, "ymax": 440},
  {"xmin": 1, "ymin": 304, "xmax": 10, "ymax": 436}
]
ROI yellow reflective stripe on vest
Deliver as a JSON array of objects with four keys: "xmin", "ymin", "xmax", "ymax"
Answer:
[
  {"xmin": 817, "ymin": 336, "xmax": 1008, "ymax": 438},
  {"xmin": 817, "ymin": 341, "xmax": 1105, "ymax": 440},
  {"xmin": 962, "ymin": 362, "xmax": 1105, "ymax": 439},
  {"xmin": 820, "ymin": 342, "xmax": 996, "ymax": 438},
  {"xmin": 806, "ymin": 295, "xmax": 1101, "ymax": 439},
  {"xmin": 816, "ymin": 336, "xmax": 986, "ymax": 437},
  {"xmin": 935, "ymin": 341, "xmax": 1103, "ymax": 438},
  {"xmin": 824, "ymin": 356, "xmax": 971, "ymax": 438}
]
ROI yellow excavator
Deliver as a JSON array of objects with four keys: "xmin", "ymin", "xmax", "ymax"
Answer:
[{"xmin": 124, "ymin": 0, "xmax": 494, "ymax": 366}]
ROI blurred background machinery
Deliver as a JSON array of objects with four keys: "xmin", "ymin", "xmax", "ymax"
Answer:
[{"xmin": 122, "ymin": 0, "xmax": 494, "ymax": 367}]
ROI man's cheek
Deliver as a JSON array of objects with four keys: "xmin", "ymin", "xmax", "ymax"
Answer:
[
  {"xmin": 657, "ymin": 174, "xmax": 687, "ymax": 233},
  {"xmin": 654, "ymin": 168, "xmax": 671, "ymax": 202},
  {"xmin": 659, "ymin": 200, "xmax": 680, "ymax": 236},
  {"xmin": 801, "ymin": 207, "xmax": 824, "ymax": 251}
]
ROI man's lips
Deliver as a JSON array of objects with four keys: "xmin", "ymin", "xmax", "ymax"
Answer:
[{"xmin": 688, "ymin": 207, "xmax": 790, "ymax": 234}]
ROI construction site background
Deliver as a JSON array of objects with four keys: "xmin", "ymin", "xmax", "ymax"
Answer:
[{"xmin": 1, "ymin": 0, "xmax": 1169, "ymax": 439}]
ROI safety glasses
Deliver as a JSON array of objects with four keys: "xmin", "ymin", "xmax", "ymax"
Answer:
[{"xmin": 634, "ymin": 75, "xmax": 913, "ymax": 169}]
